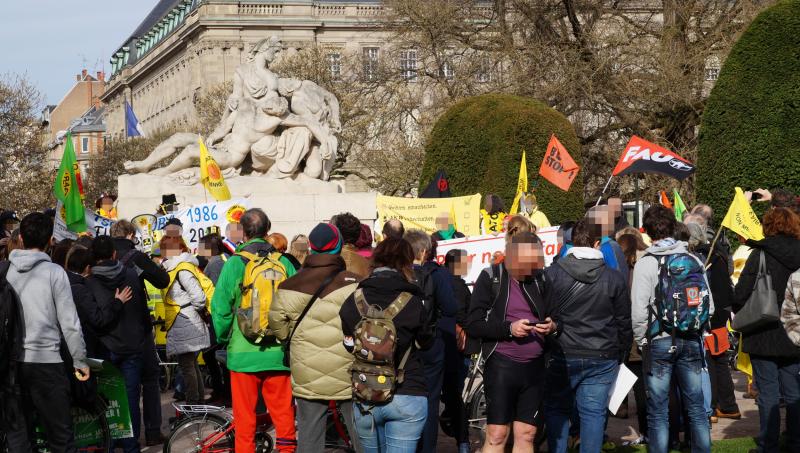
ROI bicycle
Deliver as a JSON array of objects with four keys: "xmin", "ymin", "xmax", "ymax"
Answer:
[{"xmin": 163, "ymin": 403, "xmax": 275, "ymax": 453}]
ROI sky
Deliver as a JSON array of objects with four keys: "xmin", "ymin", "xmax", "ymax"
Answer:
[{"xmin": 0, "ymin": 0, "xmax": 161, "ymax": 106}]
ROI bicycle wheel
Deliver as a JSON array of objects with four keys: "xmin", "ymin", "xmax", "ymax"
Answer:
[
  {"xmin": 468, "ymin": 382, "xmax": 487, "ymax": 445},
  {"xmin": 163, "ymin": 413, "xmax": 234, "ymax": 453},
  {"xmin": 74, "ymin": 405, "xmax": 112, "ymax": 453}
]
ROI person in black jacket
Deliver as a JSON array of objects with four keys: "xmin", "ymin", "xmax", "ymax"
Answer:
[
  {"xmin": 465, "ymin": 230, "xmax": 555, "ymax": 453},
  {"xmin": 64, "ymin": 246, "xmax": 130, "ymax": 359},
  {"xmin": 543, "ymin": 220, "xmax": 631, "ymax": 453},
  {"xmin": 88, "ymin": 235, "xmax": 149, "ymax": 453},
  {"xmin": 110, "ymin": 219, "xmax": 170, "ymax": 445},
  {"xmin": 339, "ymin": 238, "xmax": 434, "ymax": 453},
  {"xmin": 733, "ymin": 207, "xmax": 800, "ymax": 453}
]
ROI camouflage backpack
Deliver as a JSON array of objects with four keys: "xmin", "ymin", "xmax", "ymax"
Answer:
[{"xmin": 350, "ymin": 289, "xmax": 413, "ymax": 404}]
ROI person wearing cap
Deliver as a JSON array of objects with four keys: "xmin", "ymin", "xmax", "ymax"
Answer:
[
  {"xmin": 211, "ymin": 208, "xmax": 298, "ymax": 453},
  {"xmin": 270, "ymin": 223, "xmax": 363, "ymax": 453},
  {"xmin": 0, "ymin": 210, "xmax": 20, "ymax": 248},
  {"xmin": 96, "ymin": 194, "xmax": 118, "ymax": 220}
]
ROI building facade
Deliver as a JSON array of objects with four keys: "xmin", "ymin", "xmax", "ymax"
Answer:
[{"xmin": 102, "ymin": 0, "xmax": 388, "ymax": 138}]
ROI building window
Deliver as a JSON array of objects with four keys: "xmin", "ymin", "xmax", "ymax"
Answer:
[
  {"xmin": 400, "ymin": 49, "xmax": 418, "ymax": 82},
  {"xmin": 327, "ymin": 52, "xmax": 342, "ymax": 80},
  {"xmin": 476, "ymin": 58, "xmax": 492, "ymax": 83},
  {"xmin": 82, "ymin": 137, "xmax": 89, "ymax": 153},
  {"xmin": 440, "ymin": 60, "xmax": 455, "ymax": 80},
  {"xmin": 363, "ymin": 47, "xmax": 379, "ymax": 81}
]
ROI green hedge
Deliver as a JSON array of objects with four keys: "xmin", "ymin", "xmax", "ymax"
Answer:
[
  {"xmin": 697, "ymin": 0, "xmax": 800, "ymax": 223},
  {"xmin": 420, "ymin": 93, "xmax": 584, "ymax": 224}
]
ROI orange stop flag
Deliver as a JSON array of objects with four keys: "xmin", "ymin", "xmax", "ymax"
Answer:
[{"xmin": 538, "ymin": 135, "xmax": 579, "ymax": 191}]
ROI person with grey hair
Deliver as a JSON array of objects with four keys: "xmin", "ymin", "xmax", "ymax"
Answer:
[
  {"xmin": 404, "ymin": 229, "xmax": 461, "ymax": 452},
  {"xmin": 691, "ymin": 204, "xmax": 733, "ymax": 273},
  {"xmin": 685, "ymin": 217, "xmax": 742, "ymax": 422}
]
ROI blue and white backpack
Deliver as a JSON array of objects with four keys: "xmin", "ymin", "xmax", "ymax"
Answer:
[{"xmin": 647, "ymin": 253, "xmax": 711, "ymax": 337}]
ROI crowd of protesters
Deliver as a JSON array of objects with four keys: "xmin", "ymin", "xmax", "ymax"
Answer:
[{"xmin": 0, "ymin": 186, "xmax": 798, "ymax": 453}]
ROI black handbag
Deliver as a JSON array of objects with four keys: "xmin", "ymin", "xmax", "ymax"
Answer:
[{"xmin": 732, "ymin": 251, "xmax": 779, "ymax": 334}]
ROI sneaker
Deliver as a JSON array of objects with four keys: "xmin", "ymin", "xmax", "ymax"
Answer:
[
  {"xmin": 622, "ymin": 436, "xmax": 648, "ymax": 446},
  {"xmin": 715, "ymin": 409, "xmax": 742, "ymax": 420}
]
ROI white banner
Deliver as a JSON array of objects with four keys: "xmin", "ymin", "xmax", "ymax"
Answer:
[
  {"xmin": 155, "ymin": 198, "xmax": 249, "ymax": 252},
  {"xmin": 54, "ymin": 201, "xmax": 116, "ymax": 241},
  {"xmin": 435, "ymin": 226, "xmax": 561, "ymax": 285}
]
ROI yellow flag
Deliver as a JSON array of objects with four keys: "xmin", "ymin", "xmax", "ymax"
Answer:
[
  {"xmin": 509, "ymin": 150, "xmax": 528, "ymax": 215},
  {"xmin": 721, "ymin": 187, "xmax": 764, "ymax": 241},
  {"xmin": 199, "ymin": 137, "xmax": 231, "ymax": 201}
]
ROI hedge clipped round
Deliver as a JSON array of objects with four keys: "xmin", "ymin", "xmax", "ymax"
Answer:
[
  {"xmin": 697, "ymin": 0, "xmax": 800, "ymax": 222},
  {"xmin": 421, "ymin": 94, "xmax": 584, "ymax": 224}
]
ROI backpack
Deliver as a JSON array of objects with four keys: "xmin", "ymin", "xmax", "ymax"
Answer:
[
  {"xmin": 350, "ymin": 288, "xmax": 413, "ymax": 404},
  {"xmin": 162, "ymin": 262, "xmax": 215, "ymax": 331},
  {"xmin": 647, "ymin": 253, "xmax": 711, "ymax": 338},
  {"xmin": 412, "ymin": 265, "xmax": 438, "ymax": 327},
  {"xmin": 236, "ymin": 250, "xmax": 288, "ymax": 345}
]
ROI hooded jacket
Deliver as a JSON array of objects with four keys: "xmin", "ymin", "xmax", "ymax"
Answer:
[
  {"xmin": 733, "ymin": 235, "xmax": 800, "ymax": 358},
  {"xmin": 113, "ymin": 237, "xmax": 169, "ymax": 289},
  {"xmin": 6, "ymin": 250, "xmax": 87, "ymax": 369},
  {"xmin": 694, "ymin": 243, "xmax": 734, "ymax": 330},
  {"xmin": 545, "ymin": 248, "xmax": 632, "ymax": 360},
  {"xmin": 88, "ymin": 260, "xmax": 150, "ymax": 355},
  {"xmin": 163, "ymin": 253, "xmax": 211, "ymax": 357},
  {"xmin": 464, "ymin": 263, "xmax": 547, "ymax": 361},
  {"xmin": 631, "ymin": 239, "xmax": 715, "ymax": 345},
  {"xmin": 68, "ymin": 271, "xmax": 123, "ymax": 359},
  {"xmin": 340, "ymin": 244, "xmax": 370, "ymax": 279},
  {"xmin": 269, "ymin": 254, "xmax": 360, "ymax": 400},
  {"xmin": 339, "ymin": 269, "xmax": 434, "ymax": 397}
]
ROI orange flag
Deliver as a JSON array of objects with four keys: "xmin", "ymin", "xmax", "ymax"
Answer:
[
  {"xmin": 660, "ymin": 191, "xmax": 673, "ymax": 209},
  {"xmin": 538, "ymin": 135, "xmax": 580, "ymax": 191}
]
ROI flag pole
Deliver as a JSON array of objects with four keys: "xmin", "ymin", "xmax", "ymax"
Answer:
[
  {"xmin": 595, "ymin": 175, "xmax": 614, "ymax": 206},
  {"xmin": 705, "ymin": 226, "xmax": 724, "ymax": 267}
]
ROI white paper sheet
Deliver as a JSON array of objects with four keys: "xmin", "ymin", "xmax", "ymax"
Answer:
[{"xmin": 608, "ymin": 363, "xmax": 638, "ymax": 415}]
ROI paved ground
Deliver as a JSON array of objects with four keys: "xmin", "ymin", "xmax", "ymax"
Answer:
[{"xmin": 140, "ymin": 369, "xmax": 761, "ymax": 452}]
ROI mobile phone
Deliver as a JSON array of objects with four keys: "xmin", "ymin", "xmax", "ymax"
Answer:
[
  {"xmin": 534, "ymin": 321, "xmax": 549, "ymax": 326},
  {"xmin": 751, "ymin": 191, "xmax": 763, "ymax": 201}
]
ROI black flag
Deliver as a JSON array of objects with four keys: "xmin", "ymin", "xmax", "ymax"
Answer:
[{"xmin": 420, "ymin": 169, "xmax": 452, "ymax": 198}]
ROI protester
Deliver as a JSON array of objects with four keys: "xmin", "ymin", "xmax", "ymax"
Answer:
[
  {"xmin": 355, "ymin": 223, "xmax": 374, "ymax": 258},
  {"xmin": 195, "ymin": 232, "xmax": 229, "ymax": 402},
  {"xmin": 269, "ymin": 223, "xmax": 363, "ymax": 453},
  {"xmin": 733, "ymin": 207, "xmax": 800, "ymax": 453},
  {"xmin": 545, "ymin": 220, "xmax": 632, "ymax": 453},
  {"xmin": 95, "ymin": 193, "xmax": 118, "ymax": 219},
  {"xmin": 432, "ymin": 212, "xmax": 465, "ymax": 242},
  {"xmin": 65, "ymin": 245, "xmax": 130, "ymax": 359},
  {"xmin": 382, "ymin": 218, "xmax": 405, "ymax": 240},
  {"xmin": 50, "ymin": 238, "xmax": 75, "ymax": 267},
  {"xmin": 210, "ymin": 208, "xmax": 298, "ymax": 453},
  {"xmin": 518, "ymin": 193, "xmax": 551, "ymax": 229},
  {"xmin": 4, "ymin": 212, "xmax": 89, "ymax": 453},
  {"xmin": 684, "ymin": 218, "xmax": 742, "ymax": 422},
  {"xmin": 88, "ymin": 235, "xmax": 149, "ymax": 453},
  {"xmin": 0, "ymin": 210, "xmax": 20, "ymax": 250},
  {"xmin": 339, "ymin": 238, "xmax": 434, "ymax": 453},
  {"xmin": 289, "ymin": 234, "xmax": 310, "ymax": 267},
  {"xmin": 160, "ymin": 235, "xmax": 211, "ymax": 404},
  {"xmin": 333, "ymin": 212, "xmax": 371, "ymax": 279},
  {"xmin": 110, "ymin": 219, "xmax": 169, "ymax": 445},
  {"xmin": 608, "ymin": 197, "xmax": 630, "ymax": 235},
  {"xmin": 631, "ymin": 205, "xmax": 714, "ymax": 453},
  {"xmin": 481, "ymin": 194, "xmax": 507, "ymax": 234},
  {"xmin": 586, "ymin": 205, "xmax": 628, "ymax": 281},
  {"xmin": 446, "ymin": 248, "xmax": 478, "ymax": 355},
  {"xmin": 197, "ymin": 232, "xmax": 224, "ymax": 270},
  {"xmin": 269, "ymin": 232, "xmax": 303, "ymax": 271},
  {"xmin": 691, "ymin": 204, "xmax": 733, "ymax": 274},
  {"xmin": 2, "ymin": 228, "xmax": 22, "ymax": 261},
  {"xmin": 465, "ymin": 225, "xmax": 554, "ymax": 453},
  {"xmin": 206, "ymin": 225, "xmax": 240, "ymax": 285}
]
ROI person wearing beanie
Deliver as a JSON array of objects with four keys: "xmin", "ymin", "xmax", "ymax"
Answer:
[{"xmin": 270, "ymin": 223, "xmax": 363, "ymax": 453}]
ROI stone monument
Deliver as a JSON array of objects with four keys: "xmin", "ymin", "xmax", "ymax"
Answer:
[{"xmin": 118, "ymin": 36, "xmax": 376, "ymax": 237}]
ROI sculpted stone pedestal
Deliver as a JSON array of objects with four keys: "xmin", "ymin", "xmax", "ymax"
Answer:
[{"xmin": 117, "ymin": 174, "xmax": 377, "ymax": 240}]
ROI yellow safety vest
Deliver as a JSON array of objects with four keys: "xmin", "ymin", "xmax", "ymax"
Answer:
[{"xmin": 145, "ymin": 281, "xmax": 167, "ymax": 346}]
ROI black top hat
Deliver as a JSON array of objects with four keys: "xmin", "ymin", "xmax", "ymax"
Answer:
[{"xmin": 161, "ymin": 194, "xmax": 178, "ymax": 206}]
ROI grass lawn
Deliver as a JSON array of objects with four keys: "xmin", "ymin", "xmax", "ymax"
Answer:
[{"xmin": 616, "ymin": 437, "xmax": 757, "ymax": 452}]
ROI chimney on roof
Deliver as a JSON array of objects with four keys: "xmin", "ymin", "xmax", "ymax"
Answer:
[
  {"xmin": 81, "ymin": 69, "xmax": 88, "ymax": 79},
  {"xmin": 97, "ymin": 71, "xmax": 105, "ymax": 82}
]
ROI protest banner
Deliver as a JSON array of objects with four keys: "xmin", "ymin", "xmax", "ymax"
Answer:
[
  {"xmin": 376, "ymin": 194, "xmax": 482, "ymax": 238},
  {"xmin": 73, "ymin": 359, "xmax": 133, "ymax": 446},
  {"xmin": 156, "ymin": 198, "xmax": 248, "ymax": 252},
  {"xmin": 435, "ymin": 226, "xmax": 560, "ymax": 285},
  {"xmin": 53, "ymin": 201, "xmax": 115, "ymax": 241}
]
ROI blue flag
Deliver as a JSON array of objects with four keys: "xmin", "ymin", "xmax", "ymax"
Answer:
[{"xmin": 125, "ymin": 101, "xmax": 145, "ymax": 137}]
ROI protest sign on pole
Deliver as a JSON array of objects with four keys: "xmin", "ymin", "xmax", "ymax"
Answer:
[
  {"xmin": 539, "ymin": 135, "xmax": 580, "ymax": 191},
  {"xmin": 435, "ymin": 227, "xmax": 560, "ymax": 285},
  {"xmin": 54, "ymin": 201, "xmax": 115, "ymax": 241},
  {"xmin": 155, "ymin": 198, "xmax": 249, "ymax": 252},
  {"xmin": 376, "ymin": 194, "xmax": 482, "ymax": 238}
]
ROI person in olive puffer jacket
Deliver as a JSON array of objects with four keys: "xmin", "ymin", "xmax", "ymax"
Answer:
[{"xmin": 270, "ymin": 223, "xmax": 363, "ymax": 453}]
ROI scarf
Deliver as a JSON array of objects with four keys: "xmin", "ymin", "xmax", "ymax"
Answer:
[{"xmin": 438, "ymin": 224, "xmax": 456, "ymax": 240}]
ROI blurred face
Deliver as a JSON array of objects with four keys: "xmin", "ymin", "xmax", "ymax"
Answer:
[
  {"xmin": 3, "ymin": 220, "xmax": 18, "ymax": 233},
  {"xmin": 453, "ymin": 254, "xmax": 469, "ymax": 277},
  {"xmin": 162, "ymin": 243, "xmax": 182, "ymax": 259},
  {"xmin": 101, "ymin": 198, "xmax": 114, "ymax": 212},
  {"xmin": 608, "ymin": 198, "xmax": 622, "ymax": 218},
  {"xmin": 505, "ymin": 241, "xmax": 544, "ymax": 280},
  {"xmin": 227, "ymin": 223, "xmax": 244, "ymax": 244},
  {"xmin": 197, "ymin": 242, "xmax": 213, "ymax": 257},
  {"xmin": 435, "ymin": 213, "xmax": 451, "ymax": 231},
  {"xmin": 165, "ymin": 224, "xmax": 182, "ymax": 238},
  {"xmin": 589, "ymin": 206, "xmax": 614, "ymax": 236}
]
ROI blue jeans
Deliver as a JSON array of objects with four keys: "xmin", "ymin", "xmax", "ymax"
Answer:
[
  {"xmin": 545, "ymin": 356, "xmax": 618, "ymax": 453},
  {"xmin": 110, "ymin": 352, "xmax": 143, "ymax": 453},
  {"xmin": 646, "ymin": 337, "xmax": 710, "ymax": 453},
  {"xmin": 750, "ymin": 355, "xmax": 800, "ymax": 452},
  {"xmin": 353, "ymin": 395, "xmax": 428, "ymax": 453}
]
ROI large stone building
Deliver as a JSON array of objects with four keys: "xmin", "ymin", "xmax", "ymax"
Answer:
[{"xmin": 102, "ymin": 0, "xmax": 388, "ymax": 138}]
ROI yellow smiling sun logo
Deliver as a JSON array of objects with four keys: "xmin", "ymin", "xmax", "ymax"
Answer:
[{"xmin": 226, "ymin": 205, "xmax": 245, "ymax": 223}]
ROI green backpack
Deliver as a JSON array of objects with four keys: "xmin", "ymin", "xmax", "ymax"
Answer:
[{"xmin": 350, "ymin": 289, "xmax": 413, "ymax": 404}]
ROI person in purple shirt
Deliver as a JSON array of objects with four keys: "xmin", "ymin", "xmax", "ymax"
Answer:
[{"xmin": 465, "ymin": 218, "xmax": 556, "ymax": 453}]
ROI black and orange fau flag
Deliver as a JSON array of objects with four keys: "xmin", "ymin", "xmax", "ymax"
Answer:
[
  {"xmin": 420, "ymin": 169, "xmax": 453, "ymax": 198},
  {"xmin": 538, "ymin": 135, "xmax": 580, "ymax": 191},
  {"xmin": 612, "ymin": 136, "xmax": 695, "ymax": 180}
]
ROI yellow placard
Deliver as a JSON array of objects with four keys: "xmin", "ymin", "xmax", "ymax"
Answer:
[{"xmin": 376, "ymin": 194, "xmax": 482, "ymax": 237}]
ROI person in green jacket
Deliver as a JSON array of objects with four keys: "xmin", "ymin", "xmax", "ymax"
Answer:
[{"xmin": 211, "ymin": 208, "xmax": 298, "ymax": 453}]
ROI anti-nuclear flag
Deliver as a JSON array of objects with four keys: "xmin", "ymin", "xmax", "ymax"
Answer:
[
  {"xmin": 612, "ymin": 136, "xmax": 695, "ymax": 180},
  {"xmin": 721, "ymin": 187, "xmax": 764, "ymax": 241},
  {"xmin": 53, "ymin": 132, "xmax": 87, "ymax": 233},
  {"xmin": 539, "ymin": 135, "xmax": 579, "ymax": 191},
  {"xmin": 199, "ymin": 137, "xmax": 231, "ymax": 201},
  {"xmin": 673, "ymin": 189, "xmax": 688, "ymax": 221},
  {"xmin": 509, "ymin": 150, "xmax": 528, "ymax": 214}
]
